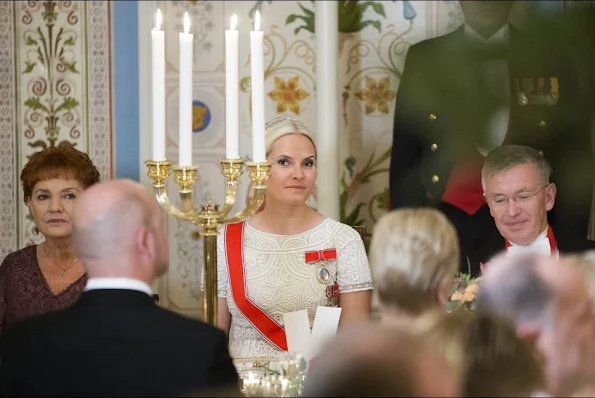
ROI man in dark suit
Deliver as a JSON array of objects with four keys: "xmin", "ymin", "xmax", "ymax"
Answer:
[
  {"xmin": 0, "ymin": 180, "xmax": 239, "ymax": 397},
  {"xmin": 389, "ymin": 0, "xmax": 593, "ymax": 271},
  {"xmin": 467, "ymin": 145, "xmax": 561, "ymax": 275}
]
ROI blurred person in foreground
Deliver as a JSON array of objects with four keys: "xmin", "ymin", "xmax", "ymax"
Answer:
[
  {"xmin": 390, "ymin": 0, "xmax": 593, "ymax": 272},
  {"xmin": 423, "ymin": 310, "xmax": 544, "ymax": 397},
  {"xmin": 302, "ymin": 324, "xmax": 459, "ymax": 397},
  {"xmin": 0, "ymin": 179, "xmax": 239, "ymax": 397},
  {"xmin": 370, "ymin": 208, "xmax": 459, "ymax": 328},
  {"xmin": 477, "ymin": 253, "xmax": 595, "ymax": 397},
  {"xmin": 575, "ymin": 251, "xmax": 595, "ymax": 306},
  {"xmin": 0, "ymin": 143, "xmax": 100, "ymax": 333}
]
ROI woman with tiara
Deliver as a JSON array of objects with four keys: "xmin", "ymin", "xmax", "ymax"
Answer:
[{"xmin": 217, "ymin": 116, "xmax": 373, "ymax": 362}]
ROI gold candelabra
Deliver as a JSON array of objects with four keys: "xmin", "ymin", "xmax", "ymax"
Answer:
[{"xmin": 145, "ymin": 158, "xmax": 271, "ymax": 326}]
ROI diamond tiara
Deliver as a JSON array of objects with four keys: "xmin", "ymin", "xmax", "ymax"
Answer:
[{"xmin": 265, "ymin": 116, "xmax": 312, "ymax": 134}]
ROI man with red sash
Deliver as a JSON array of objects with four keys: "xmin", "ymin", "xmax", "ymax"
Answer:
[
  {"xmin": 467, "ymin": 145, "xmax": 581, "ymax": 276},
  {"xmin": 390, "ymin": 1, "xmax": 594, "ymax": 272}
]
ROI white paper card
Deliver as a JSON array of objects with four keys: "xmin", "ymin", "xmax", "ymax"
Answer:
[
  {"xmin": 309, "ymin": 306, "xmax": 342, "ymax": 359},
  {"xmin": 283, "ymin": 309, "xmax": 311, "ymax": 357}
]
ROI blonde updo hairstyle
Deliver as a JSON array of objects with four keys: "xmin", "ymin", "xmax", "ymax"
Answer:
[
  {"xmin": 264, "ymin": 116, "xmax": 317, "ymax": 157},
  {"xmin": 370, "ymin": 208, "xmax": 459, "ymax": 315}
]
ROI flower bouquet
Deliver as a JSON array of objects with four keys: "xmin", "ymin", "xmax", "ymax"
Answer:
[{"xmin": 446, "ymin": 272, "xmax": 481, "ymax": 312}]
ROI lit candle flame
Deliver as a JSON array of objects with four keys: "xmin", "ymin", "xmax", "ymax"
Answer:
[
  {"xmin": 230, "ymin": 14, "xmax": 237, "ymax": 31},
  {"xmin": 183, "ymin": 12, "xmax": 190, "ymax": 34},
  {"xmin": 155, "ymin": 8, "xmax": 162, "ymax": 30},
  {"xmin": 254, "ymin": 10, "xmax": 260, "ymax": 31}
]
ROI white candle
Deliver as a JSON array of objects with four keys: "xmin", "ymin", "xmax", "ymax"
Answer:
[
  {"xmin": 250, "ymin": 11, "xmax": 266, "ymax": 162},
  {"xmin": 151, "ymin": 9, "xmax": 166, "ymax": 161},
  {"xmin": 178, "ymin": 12, "xmax": 193, "ymax": 166},
  {"xmin": 225, "ymin": 15, "xmax": 240, "ymax": 159}
]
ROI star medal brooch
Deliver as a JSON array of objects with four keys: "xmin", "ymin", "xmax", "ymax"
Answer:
[{"xmin": 304, "ymin": 248, "xmax": 337, "ymax": 284}]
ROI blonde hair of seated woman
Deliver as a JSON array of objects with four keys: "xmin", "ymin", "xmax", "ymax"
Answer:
[{"xmin": 370, "ymin": 208, "xmax": 459, "ymax": 326}]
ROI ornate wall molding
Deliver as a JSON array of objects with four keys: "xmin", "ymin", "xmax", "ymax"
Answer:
[{"xmin": 0, "ymin": 1, "xmax": 16, "ymax": 260}]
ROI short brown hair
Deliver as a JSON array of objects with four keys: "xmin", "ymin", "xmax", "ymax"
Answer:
[{"xmin": 21, "ymin": 143, "xmax": 101, "ymax": 202}]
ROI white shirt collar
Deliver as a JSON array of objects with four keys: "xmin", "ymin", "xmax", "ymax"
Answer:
[
  {"xmin": 464, "ymin": 23, "xmax": 510, "ymax": 45},
  {"xmin": 85, "ymin": 277, "xmax": 153, "ymax": 296},
  {"xmin": 506, "ymin": 227, "xmax": 558, "ymax": 258}
]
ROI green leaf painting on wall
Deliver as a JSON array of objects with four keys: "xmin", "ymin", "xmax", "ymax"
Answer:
[
  {"xmin": 340, "ymin": 144, "xmax": 392, "ymax": 245},
  {"xmin": 21, "ymin": 1, "xmax": 81, "ymax": 147},
  {"xmin": 284, "ymin": 1, "xmax": 390, "ymax": 34},
  {"xmin": 281, "ymin": 0, "xmax": 416, "ymax": 35}
]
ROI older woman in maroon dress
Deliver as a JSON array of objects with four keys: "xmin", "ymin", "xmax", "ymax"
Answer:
[{"xmin": 0, "ymin": 143, "xmax": 100, "ymax": 333}]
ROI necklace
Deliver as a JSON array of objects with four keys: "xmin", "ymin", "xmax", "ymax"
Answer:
[{"xmin": 43, "ymin": 244, "xmax": 79, "ymax": 276}]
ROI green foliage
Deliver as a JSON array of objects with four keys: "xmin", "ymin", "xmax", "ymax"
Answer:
[
  {"xmin": 24, "ymin": 97, "xmax": 49, "ymax": 113},
  {"xmin": 23, "ymin": 61, "xmax": 36, "ymax": 74},
  {"xmin": 25, "ymin": 35, "xmax": 37, "ymax": 46},
  {"xmin": 285, "ymin": 0, "xmax": 387, "ymax": 35},
  {"xmin": 62, "ymin": 61, "xmax": 79, "ymax": 74},
  {"xmin": 240, "ymin": 77, "xmax": 251, "ymax": 92},
  {"xmin": 286, "ymin": 3, "xmax": 315, "ymax": 36},
  {"xmin": 54, "ymin": 97, "xmax": 79, "ymax": 113}
]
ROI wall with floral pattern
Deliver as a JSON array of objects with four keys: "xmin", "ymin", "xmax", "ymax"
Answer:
[
  {"xmin": 0, "ymin": 1, "xmax": 114, "ymax": 260},
  {"xmin": 154, "ymin": 0, "xmax": 471, "ymax": 317},
  {"xmin": 152, "ymin": 0, "xmax": 594, "ymax": 318}
]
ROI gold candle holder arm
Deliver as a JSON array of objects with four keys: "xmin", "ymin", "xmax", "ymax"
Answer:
[
  {"xmin": 217, "ymin": 158, "xmax": 246, "ymax": 219},
  {"xmin": 173, "ymin": 166, "xmax": 200, "ymax": 217},
  {"xmin": 221, "ymin": 162, "xmax": 270, "ymax": 224},
  {"xmin": 145, "ymin": 160, "xmax": 198, "ymax": 223}
]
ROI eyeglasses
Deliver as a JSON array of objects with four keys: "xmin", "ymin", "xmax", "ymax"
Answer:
[{"xmin": 485, "ymin": 185, "xmax": 549, "ymax": 207}]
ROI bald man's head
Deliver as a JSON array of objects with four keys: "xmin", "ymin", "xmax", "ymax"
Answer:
[{"xmin": 72, "ymin": 179, "xmax": 168, "ymax": 280}]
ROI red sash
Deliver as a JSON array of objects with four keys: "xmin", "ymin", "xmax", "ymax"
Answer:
[
  {"xmin": 225, "ymin": 221, "xmax": 288, "ymax": 351},
  {"xmin": 504, "ymin": 224, "xmax": 557, "ymax": 255}
]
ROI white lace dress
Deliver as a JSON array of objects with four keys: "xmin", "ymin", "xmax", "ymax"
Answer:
[{"xmin": 217, "ymin": 218, "xmax": 373, "ymax": 360}]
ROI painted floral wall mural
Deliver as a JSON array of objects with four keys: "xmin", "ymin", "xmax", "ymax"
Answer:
[{"xmin": 155, "ymin": 0, "xmax": 576, "ymax": 315}]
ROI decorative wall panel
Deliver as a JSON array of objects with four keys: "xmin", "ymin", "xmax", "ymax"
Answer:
[
  {"xmin": 152, "ymin": 0, "xmax": 456, "ymax": 317},
  {"xmin": 0, "ymin": 1, "xmax": 114, "ymax": 260},
  {"xmin": 146, "ymin": 1, "xmax": 582, "ymax": 317}
]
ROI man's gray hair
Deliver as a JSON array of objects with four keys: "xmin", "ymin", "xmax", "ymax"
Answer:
[
  {"xmin": 481, "ymin": 145, "xmax": 552, "ymax": 191},
  {"xmin": 476, "ymin": 255, "xmax": 554, "ymax": 327}
]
